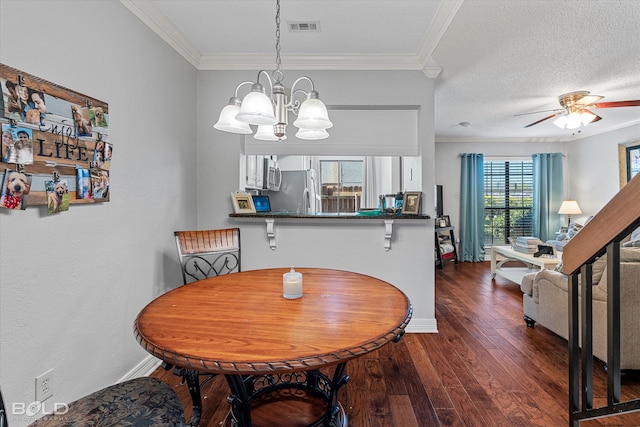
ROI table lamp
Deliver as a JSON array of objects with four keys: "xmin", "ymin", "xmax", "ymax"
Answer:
[{"xmin": 558, "ymin": 200, "xmax": 582, "ymax": 227}]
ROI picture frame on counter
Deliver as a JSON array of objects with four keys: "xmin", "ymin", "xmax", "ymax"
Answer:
[
  {"xmin": 401, "ymin": 191, "xmax": 422, "ymax": 215},
  {"xmin": 231, "ymin": 191, "xmax": 256, "ymax": 214},
  {"xmin": 436, "ymin": 215, "xmax": 450, "ymax": 228}
]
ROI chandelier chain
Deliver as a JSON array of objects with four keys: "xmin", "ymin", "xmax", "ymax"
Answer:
[{"xmin": 275, "ymin": 0, "xmax": 281, "ymax": 74}]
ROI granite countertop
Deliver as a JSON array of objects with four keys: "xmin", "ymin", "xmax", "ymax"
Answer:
[{"xmin": 229, "ymin": 211, "xmax": 430, "ymax": 220}]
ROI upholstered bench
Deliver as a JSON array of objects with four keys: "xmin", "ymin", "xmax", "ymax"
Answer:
[{"xmin": 2, "ymin": 377, "xmax": 186, "ymax": 427}]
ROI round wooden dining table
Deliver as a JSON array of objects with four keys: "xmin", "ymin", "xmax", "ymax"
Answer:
[{"xmin": 134, "ymin": 267, "xmax": 412, "ymax": 427}]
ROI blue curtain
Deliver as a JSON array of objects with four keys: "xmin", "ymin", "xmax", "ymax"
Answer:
[
  {"xmin": 459, "ymin": 153, "xmax": 485, "ymax": 262},
  {"xmin": 532, "ymin": 153, "xmax": 564, "ymax": 242}
]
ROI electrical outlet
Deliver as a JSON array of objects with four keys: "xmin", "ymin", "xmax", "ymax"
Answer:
[{"xmin": 35, "ymin": 369, "xmax": 54, "ymax": 402}]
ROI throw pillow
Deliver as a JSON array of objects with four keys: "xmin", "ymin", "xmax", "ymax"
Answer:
[
  {"xmin": 622, "ymin": 226, "xmax": 640, "ymax": 247},
  {"xmin": 567, "ymin": 222, "xmax": 583, "ymax": 239}
]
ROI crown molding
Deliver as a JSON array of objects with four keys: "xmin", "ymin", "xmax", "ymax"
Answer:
[
  {"xmin": 120, "ymin": 0, "xmax": 201, "ymax": 68},
  {"xmin": 423, "ymin": 66, "xmax": 443, "ymax": 79},
  {"xmin": 417, "ymin": 0, "xmax": 464, "ymax": 67},
  {"xmin": 198, "ymin": 53, "xmax": 425, "ymax": 71},
  {"xmin": 120, "ymin": 0, "xmax": 463, "ymax": 72}
]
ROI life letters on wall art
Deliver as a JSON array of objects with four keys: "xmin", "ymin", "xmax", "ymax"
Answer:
[{"xmin": 0, "ymin": 63, "xmax": 111, "ymax": 212}]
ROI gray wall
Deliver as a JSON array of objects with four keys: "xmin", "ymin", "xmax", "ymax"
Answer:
[
  {"xmin": 197, "ymin": 69, "xmax": 437, "ymax": 330},
  {"xmin": 435, "ymin": 123, "xmax": 640, "ymax": 238},
  {"xmin": 567, "ymin": 123, "xmax": 640, "ymax": 220},
  {"xmin": 0, "ymin": 1, "xmax": 197, "ymax": 425}
]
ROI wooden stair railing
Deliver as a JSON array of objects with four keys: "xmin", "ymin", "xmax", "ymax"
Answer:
[{"xmin": 563, "ymin": 174, "xmax": 640, "ymax": 426}]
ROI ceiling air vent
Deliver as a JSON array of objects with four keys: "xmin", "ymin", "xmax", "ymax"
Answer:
[{"xmin": 287, "ymin": 21, "xmax": 321, "ymax": 32}]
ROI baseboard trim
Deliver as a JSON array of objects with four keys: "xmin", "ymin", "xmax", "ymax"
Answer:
[
  {"xmin": 406, "ymin": 317, "xmax": 438, "ymax": 333},
  {"xmin": 119, "ymin": 355, "xmax": 163, "ymax": 382}
]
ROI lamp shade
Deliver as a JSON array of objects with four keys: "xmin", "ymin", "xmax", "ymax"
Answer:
[
  {"xmin": 254, "ymin": 124, "xmax": 286, "ymax": 141},
  {"xmin": 214, "ymin": 104, "xmax": 252, "ymax": 134},
  {"xmin": 236, "ymin": 86, "xmax": 277, "ymax": 125},
  {"xmin": 558, "ymin": 200, "xmax": 582, "ymax": 215},
  {"xmin": 295, "ymin": 127, "xmax": 329, "ymax": 140},
  {"xmin": 293, "ymin": 97, "xmax": 333, "ymax": 130}
]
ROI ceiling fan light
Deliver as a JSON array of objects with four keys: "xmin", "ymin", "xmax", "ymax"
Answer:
[
  {"xmin": 293, "ymin": 93, "xmax": 333, "ymax": 130},
  {"xmin": 214, "ymin": 102, "xmax": 253, "ymax": 134},
  {"xmin": 254, "ymin": 124, "xmax": 287, "ymax": 141},
  {"xmin": 295, "ymin": 127, "xmax": 329, "ymax": 140},
  {"xmin": 553, "ymin": 115, "xmax": 568, "ymax": 129},
  {"xmin": 565, "ymin": 112, "xmax": 583, "ymax": 129},
  {"xmin": 236, "ymin": 84, "xmax": 277, "ymax": 125}
]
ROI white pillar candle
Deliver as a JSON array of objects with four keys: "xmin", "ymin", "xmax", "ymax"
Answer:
[{"xmin": 283, "ymin": 267, "xmax": 303, "ymax": 299}]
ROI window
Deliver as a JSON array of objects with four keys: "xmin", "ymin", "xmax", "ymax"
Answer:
[
  {"xmin": 319, "ymin": 160, "xmax": 364, "ymax": 213},
  {"xmin": 484, "ymin": 160, "xmax": 533, "ymax": 245}
]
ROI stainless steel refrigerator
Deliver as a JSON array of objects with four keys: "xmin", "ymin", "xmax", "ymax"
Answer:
[{"xmin": 267, "ymin": 170, "xmax": 319, "ymax": 214}]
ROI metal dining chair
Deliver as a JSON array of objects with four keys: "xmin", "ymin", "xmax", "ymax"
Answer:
[
  {"xmin": 169, "ymin": 228, "xmax": 241, "ymax": 425},
  {"xmin": 174, "ymin": 228, "xmax": 241, "ymax": 284},
  {"xmin": 1, "ymin": 377, "xmax": 185, "ymax": 427}
]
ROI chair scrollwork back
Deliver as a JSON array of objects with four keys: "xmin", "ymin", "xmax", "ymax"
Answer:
[{"xmin": 174, "ymin": 228, "xmax": 241, "ymax": 285}]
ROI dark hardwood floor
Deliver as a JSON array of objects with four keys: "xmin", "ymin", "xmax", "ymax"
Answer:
[{"xmin": 151, "ymin": 261, "xmax": 640, "ymax": 426}]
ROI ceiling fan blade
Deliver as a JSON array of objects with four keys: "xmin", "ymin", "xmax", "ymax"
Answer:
[
  {"xmin": 590, "ymin": 113, "xmax": 603, "ymax": 123},
  {"xmin": 524, "ymin": 112, "xmax": 563, "ymax": 128},
  {"xmin": 593, "ymin": 100, "xmax": 640, "ymax": 109},
  {"xmin": 514, "ymin": 108, "xmax": 564, "ymax": 117}
]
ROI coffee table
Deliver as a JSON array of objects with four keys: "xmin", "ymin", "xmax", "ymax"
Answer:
[
  {"xmin": 134, "ymin": 268, "xmax": 412, "ymax": 426},
  {"xmin": 491, "ymin": 246, "xmax": 561, "ymax": 284}
]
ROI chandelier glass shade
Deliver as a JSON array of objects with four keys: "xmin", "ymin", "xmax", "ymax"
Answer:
[
  {"xmin": 213, "ymin": 0, "xmax": 332, "ymax": 141},
  {"xmin": 255, "ymin": 124, "xmax": 287, "ymax": 141},
  {"xmin": 235, "ymin": 84, "xmax": 278, "ymax": 125},
  {"xmin": 295, "ymin": 127, "xmax": 329, "ymax": 140},
  {"xmin": 293, "ymin": 94, "xmax": 333, "ymax": 130},
  {"xmin": 213, "ymin": 101, "xmax": 252, "ymax": 134}
]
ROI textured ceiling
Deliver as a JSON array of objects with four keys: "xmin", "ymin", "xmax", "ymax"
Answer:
[{"xmin": 121, "ymin": 0, "xmax": 640, "ymax": 143}]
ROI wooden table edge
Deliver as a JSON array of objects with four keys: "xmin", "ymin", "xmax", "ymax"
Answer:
[{"xmin": 134, "ymin": 304, "xmax": 412, "ymax": 375}]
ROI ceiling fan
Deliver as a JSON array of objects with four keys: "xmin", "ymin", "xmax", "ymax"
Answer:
[{"xmin": 518, "ymin": 91, "xmax": 640, "ymax": 129}]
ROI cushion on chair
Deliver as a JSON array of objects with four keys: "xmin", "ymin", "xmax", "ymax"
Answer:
[{"xmin": 29, "ymin": 377, "xmax": 186, "ymax": 427}]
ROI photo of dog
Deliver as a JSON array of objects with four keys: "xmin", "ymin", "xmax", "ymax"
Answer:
[
  {"xmin": 46, "ymin": 179, "xmax": 69, "ymax": 214},
  {"xmin": 71, "ymin": 105, "xmax": 92, "ymax": 137},
  {"xmin": 91, "ymin": 170, "xmax": 109, "ymax": 199},
  {"xmin": 24, "ymin": 108, "xmax": 41, "ymax": 125},
  {"xmin": 91, "ymin": 106, "xmax": 108, "ymax": 128},
  {"xmin": 1, "ymin": 169, "xmax": 32, "ymax": 210}
]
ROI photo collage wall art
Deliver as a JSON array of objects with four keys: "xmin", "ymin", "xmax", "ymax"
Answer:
[{"xmin": 0, "ymin": 63, "xmax": 111, "ymax": 213}]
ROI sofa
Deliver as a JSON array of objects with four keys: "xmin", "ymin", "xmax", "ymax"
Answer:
[{"xmin": 520, "ymin": 245, "xmax": 640, "ymax": 369}]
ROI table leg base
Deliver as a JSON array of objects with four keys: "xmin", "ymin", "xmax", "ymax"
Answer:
[
  {"xmin": 221, "ymin": 401, "xmax": 346, "ymax": 427},
  {"xmin": 224, "ymin": 365, "xmax": 349, "ymax": 427}
]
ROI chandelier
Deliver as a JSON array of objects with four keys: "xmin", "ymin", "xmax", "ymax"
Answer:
[{"xmin": 214, "ymin": 0, "xmax": 332, "ymax": 141}]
